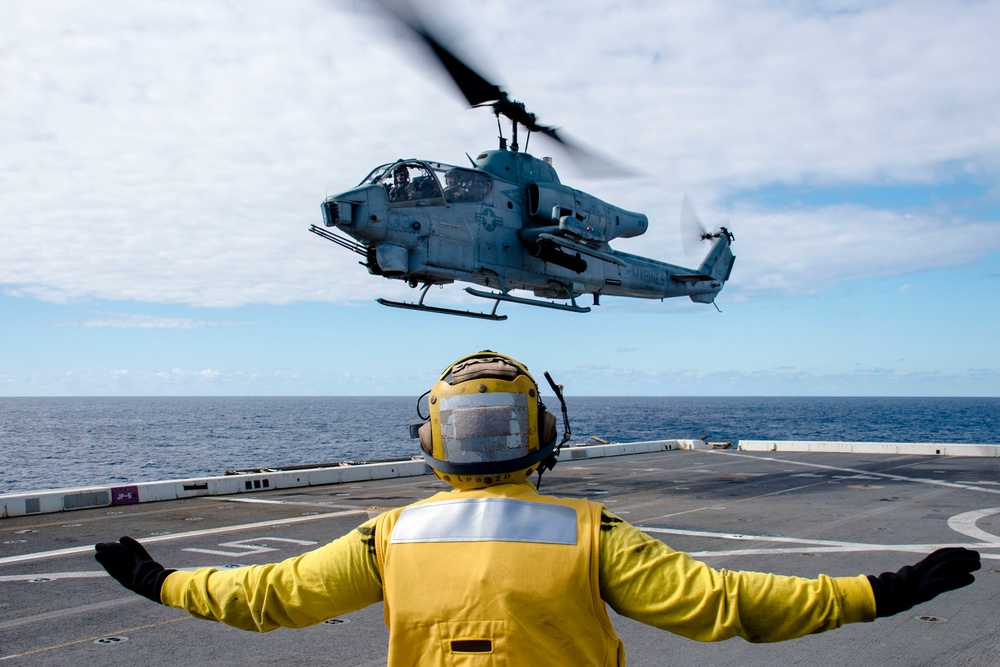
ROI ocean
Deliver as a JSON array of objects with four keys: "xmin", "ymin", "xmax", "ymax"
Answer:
[{"xmin": 1, "ymin": 396, "xmax": 998, "ymax": 495}]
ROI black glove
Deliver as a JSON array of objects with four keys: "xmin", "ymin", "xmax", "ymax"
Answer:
[
  {"xmin": 867, "ymin": 547, "xmax": 981, "ymax": 618},
  {"xmin": 95, "ymin": 536, "xmax": 175, "ymax": 604}
]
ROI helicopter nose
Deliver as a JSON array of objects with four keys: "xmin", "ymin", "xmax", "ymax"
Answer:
[
  {"xmin": 320, "ymin": 185, "xmax": 389, "ymax": 242},
  {"xmin": 322, "ymin": 199, "xmax": 351, "ymax": 228}
]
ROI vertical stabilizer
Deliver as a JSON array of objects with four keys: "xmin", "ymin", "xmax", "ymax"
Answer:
[
  {"xmin": 698, "ymin": 230, "xmax": 735, "ymax": 283},
  {"xmin": 687, "ymin": 229, "xmax": 735, "ymax": 304}
]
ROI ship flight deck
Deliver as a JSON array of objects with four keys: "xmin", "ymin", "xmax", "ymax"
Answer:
[{"xmin": 1, "ymin": 442, "xmax": 998, "ymax": 666}]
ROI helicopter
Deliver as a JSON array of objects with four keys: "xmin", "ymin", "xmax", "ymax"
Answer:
[{"xmin": 310, "ymin": 1, "xmax": 735, "ymax": 321}]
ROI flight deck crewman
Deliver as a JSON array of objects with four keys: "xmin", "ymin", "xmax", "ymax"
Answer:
[{"xmin": 96, "ymin": 351, "xmax": 981, "ymax": 666}]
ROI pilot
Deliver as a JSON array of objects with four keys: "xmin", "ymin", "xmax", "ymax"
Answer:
[
  {"xmin": 387, "ymin": 165, "xmax": 414, "ymax": 202},
  {"xmin": 443, "ymin": 169, "xmax": 466, "ymax": 201},
  {"xmin": 95, "ymin": 351, "xmax": 981, "ymax": 666},
  {"xmin": 464, "ymin": 171, "xmax": 488, "ymax": 200}
]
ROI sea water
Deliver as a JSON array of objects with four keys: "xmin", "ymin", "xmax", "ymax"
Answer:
[{"xmin": 0, "ymin": 396, "xmax": 997, "ymax": 495}]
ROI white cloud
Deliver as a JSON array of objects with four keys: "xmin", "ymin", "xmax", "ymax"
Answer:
[
  {"xmin": 722, "ymin": 204, "xmax": 1000, "ymax": 296},
  {"xmin": 58, "ymin": 312, "xmax": 257, "ymax": 329},
  {"xmin": 2, "ymin": 0, "xmax": 999, "ymax": 310},
  {"xmin": 553, "ymin": 362, "xmax": 1000, "ymax": 397}
]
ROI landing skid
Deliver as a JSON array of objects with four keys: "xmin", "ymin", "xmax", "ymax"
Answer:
[
  {"xmin": 375, "ymin": 277, "xmax": 592, "ymax": 319},
  {"xmin": 465, "ymin": 287, "xmax": 591, "ymax": 314},
  {"xmin": 376, "ymin": 283, "xmax": 507, "ymax": 321},
  {"xmin": 377, "ymin": 297, "xmax": 507, "ymax": 321}
]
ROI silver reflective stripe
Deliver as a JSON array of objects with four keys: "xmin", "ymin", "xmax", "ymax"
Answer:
[{"xmin": 390, "ymin": 498, "xmax": 577, "ymax": 545}]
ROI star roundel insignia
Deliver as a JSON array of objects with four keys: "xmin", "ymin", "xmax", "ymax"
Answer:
[{"xmin": 476, "ymin": 209, "xmax": 502, "ymax": 232}]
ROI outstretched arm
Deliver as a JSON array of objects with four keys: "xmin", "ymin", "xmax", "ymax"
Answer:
[
  {"xmin": 96, "ymin": 519, "xmax": 384, "ymax": 632},
  {"xmin": 597, "ymin": 510, "xmax": 979, "ymax": 643}
]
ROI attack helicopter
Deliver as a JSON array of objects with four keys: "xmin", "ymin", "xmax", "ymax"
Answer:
[{"xmin": 311, "ymin": 1, "xmax": 735, "ymax": 321}]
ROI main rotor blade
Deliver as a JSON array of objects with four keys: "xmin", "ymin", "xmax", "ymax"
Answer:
[
  {"xmin": 370, "ymin": 0, "xmax": 635, "ymax": 178},
  {"xmin": 373, "ymin": 0, "xmax": 505, "ymax": 107},
  {"xmin": 416, "ymin": 28, "xmax": 505, "ymax": 107},
  {"xmin": 557, "ymin": 136, "xmax": 637, "ymax": 178}
]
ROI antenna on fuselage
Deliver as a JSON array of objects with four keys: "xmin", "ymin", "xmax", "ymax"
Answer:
[{"xmin": 495, "ymin": 112, "xmax": 507, "ymax": 151}]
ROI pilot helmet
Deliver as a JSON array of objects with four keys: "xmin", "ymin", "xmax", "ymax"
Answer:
[
  {"xmin": 416, "ymin": 351, "xmax": 560, "ymax": 490},
  {"xmin": 393, "ymin": 166, "xmax": 409, "ymax": 181}
]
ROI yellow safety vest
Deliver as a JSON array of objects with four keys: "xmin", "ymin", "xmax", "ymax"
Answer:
[{"xmin": 375, "ymin": 483, "xmax": 625, "ymax": 666}]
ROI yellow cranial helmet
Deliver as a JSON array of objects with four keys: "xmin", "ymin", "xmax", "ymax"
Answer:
[{"xmin": 416, "ymin": 351, "xmax": 561, "ymax": 490}]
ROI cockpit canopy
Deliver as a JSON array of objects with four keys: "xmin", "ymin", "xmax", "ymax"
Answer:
[{"xmin": 361, "ymin": 160, "xmax": 493, "ymax": 206}]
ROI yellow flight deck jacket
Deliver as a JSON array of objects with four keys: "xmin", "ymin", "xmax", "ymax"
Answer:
[{"xmin": 161, "ymin": 481, "xmax": 876, "ymax": 666}]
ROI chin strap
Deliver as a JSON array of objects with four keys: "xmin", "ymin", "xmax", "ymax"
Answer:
[{"xmin": 536, "ymin": 371, "xmax": 571, "ymax": 490}]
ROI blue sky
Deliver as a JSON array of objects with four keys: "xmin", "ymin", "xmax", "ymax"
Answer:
[{"xmin": 2, "ymin": 0, "xmax": 999, "ymax": 397}]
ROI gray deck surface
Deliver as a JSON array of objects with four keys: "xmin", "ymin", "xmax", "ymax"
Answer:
[{"xmin": 2, "ymin": 448, "xmax": 998, "ymax": 666}]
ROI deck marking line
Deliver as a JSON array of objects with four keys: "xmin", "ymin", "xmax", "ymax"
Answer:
[
  {"xmin": 0, "ymin": 597, "xmax": 137, "ymax": 631},
  {"xmin": 0, "ymin": 616, "xmax": 189, "ymax": 660},
  {"xmin": 947, "ymin": 507, "xmax": 1000, "ymax": 543},
  {"xmin": 0, "ymin": 509, "xmax": 365, "ymax": 566},
  {"xmin": 218, "ymin": 498, "xmax": 289, "ymax": 504},
  {"xmin": 640, "ymin": 525, "xmax": 1000, "ymax": 549},
  {"xmin": 0, "ymin": 571, "xmax": 107, "ymax": 583},
  {"xmin": 220, "ymin": 497, "xmax": 363, "ymax": 510},
  {"xmin": 638, "ymin": 525, "xmax": 1000, "ymax": 558},
  {"xmin": 707, "ymin": 450, "xmax": 1000, "ymax": 496},
  {"xmin": 651, "ymin": 479, "xmax": 839, "ymax": 521},
  {"xmin": 687, "ymin": 546, "xmax": 1000, "ymax": 559},
  {"xmin": 2, "ymin": 563, "xmax": 286, "ymax": 585},
  {"xmin": 182, "ymin": 536, "xmax": 318, "ymax": 556}
]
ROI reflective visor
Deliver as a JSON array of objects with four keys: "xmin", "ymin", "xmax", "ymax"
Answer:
[{"xmin": 438, "ymin": 392, "xmax": 530, "ymax": 463}]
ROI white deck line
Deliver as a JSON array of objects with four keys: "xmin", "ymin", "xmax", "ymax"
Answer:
[{"xmin": 738, "ymin": 440, "xmax": 1000, "ymax": 457}]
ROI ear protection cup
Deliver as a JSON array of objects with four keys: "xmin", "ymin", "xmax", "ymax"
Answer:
[
  {"xmin": 540, "ymin": 408, "xmax": 557, "ymax": 449},
  {"xmin": 418, "ymin": 422, "xmax": 433, "ymax": 455}
]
